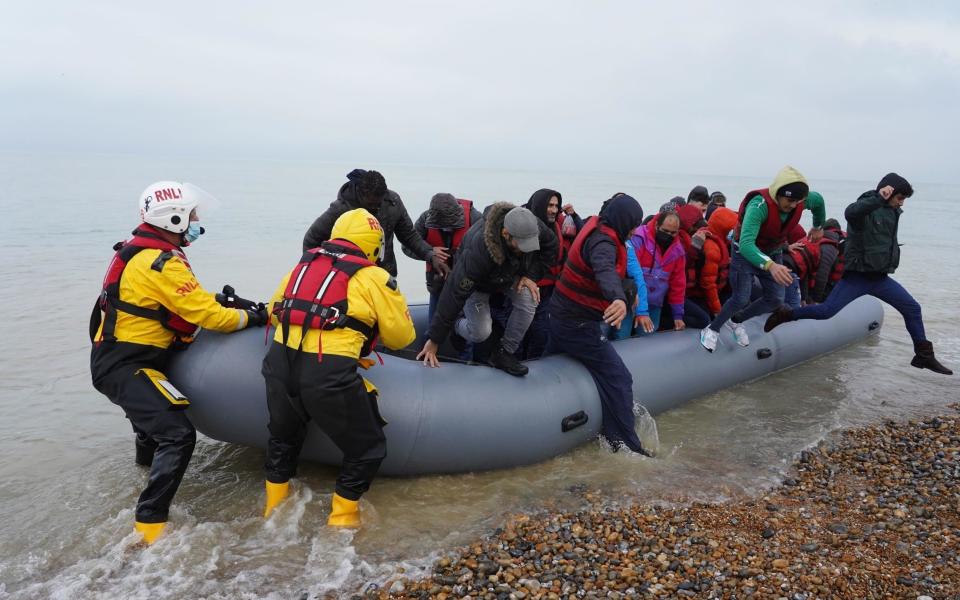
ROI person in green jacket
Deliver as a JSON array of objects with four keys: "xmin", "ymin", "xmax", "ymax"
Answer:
[
  {"xmin": 700, "ymin": 166, "xmax": 826, "ymax": 352},
  {"xmin": 764, "ymin": 173, "xmax": 951, "ymax": 375}
]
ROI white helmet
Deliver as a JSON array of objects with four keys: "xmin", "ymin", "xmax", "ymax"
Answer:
[{"xmin": 139, "ymin": 181, "xmax": 217, "ymax": 234}]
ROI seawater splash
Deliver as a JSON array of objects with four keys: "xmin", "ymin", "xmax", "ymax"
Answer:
[{"xmin": 634, "ymin": 402, "xmax": 661, "ymax": 457}]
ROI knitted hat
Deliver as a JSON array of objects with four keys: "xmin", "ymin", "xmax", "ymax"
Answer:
[{"xmin": 777, "ymin": 181, "xmax": 809, "ymax": 200}]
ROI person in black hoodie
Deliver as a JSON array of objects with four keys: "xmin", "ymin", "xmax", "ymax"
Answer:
[
  {"xmin": 521, "ymin": 188, "xmax": 583, "ymax": 358},
  {"xmin": 416, "ymin": 203, "xmax": 558, "ymax": 376},
  {"xmin": 765, "ymin": 173, "xmax": 951, "ymax": 375},
  {"xmin": 548, "ymin": 193, "xmax": 651, "ymax": 455},
  {"xmin": 303, "ymin": 169, "xmax": 450, "ymax": 278}
]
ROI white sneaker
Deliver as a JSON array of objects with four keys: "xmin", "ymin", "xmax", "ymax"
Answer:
[
  {"xmin": 727, "ymin": 321, "xmax": 750, "ymax": 347},
  {"xmin": 700, "ymin": 327, "xmax": 719, "ymax": 352}
]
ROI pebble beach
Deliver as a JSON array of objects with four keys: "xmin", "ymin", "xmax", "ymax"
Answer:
[{"xmin": 364, "ymin": 405, "xmax": 960, "ymax": 600}]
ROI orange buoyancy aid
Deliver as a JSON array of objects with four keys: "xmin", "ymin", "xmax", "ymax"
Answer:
[
  {"xmin": 735, "ymin": 188, "xmax": 804, "ymax": 253},
  {"xmin": 555, "ymin": 217, "xmax": 626, "ymax": 313},
  {"xmin": 91, "ymin": 224, "xmax": 198, "ymax": 344},
  {"xmin": 277, "ymin": 240, "xmax": 377, "ymax": 356},
  {"xmin": 424, "ymin": 199, "xmax": 473, "ymax": 274},
  {"xmin": 688, "ymin": 230, "xmax": 731, "ymax": 298}
]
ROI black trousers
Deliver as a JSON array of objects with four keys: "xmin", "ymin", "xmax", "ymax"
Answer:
[
  {"xmin": 93, "ymin": 364, "xmax": 196, "ymax": 523},
  {"xmin": 262, "ymin": 344, "xmax": 387, "ymax": 501}
]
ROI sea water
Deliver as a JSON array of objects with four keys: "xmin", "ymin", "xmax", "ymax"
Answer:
[{"xmin": 0, "ymin": 152, "xmax": 957, "ymax": 598}]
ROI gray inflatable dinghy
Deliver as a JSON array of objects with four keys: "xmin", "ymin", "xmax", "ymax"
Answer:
[{"xmin": 170, "ymin": 296, "xmax": 883, "ymax": 475}]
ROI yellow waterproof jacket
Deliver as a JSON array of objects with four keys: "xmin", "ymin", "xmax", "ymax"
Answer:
[
  {"xmin": 268, "ymin": 263, "xmax": 416, "ymax": 359},
  {"xmin": 94, "ymin": 247, "xmax": 247, "ymax": 349}
]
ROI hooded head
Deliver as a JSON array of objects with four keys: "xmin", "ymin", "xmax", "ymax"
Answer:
[
  {"xmin": 425, "ymin": 193, "xmax": 465, "ymax": 229},
  {"xmin": 599, "ymin": 193, "xmax": 644, "ymax": 241},
  {"xmin": 823, "ymin": 218, "xmax": 842, "ymax": 232},
  {"xmin": 768, "ymin": 166, "xmax": 809, "ymax": 213},
  {"xmin": 877, "ymin": 173, "xmax": 913, "ymax": 198},
  {"xmin": 707, "ymin": 207, "xmax": 738, "ymax": 239},
  {"xmin": 676, "ymin": 204, "xmax": 705, "ymax": 234},
  {"xmin": 525, "ymin": 188, "xmax": 563, "ymax": 225},
  {"xmin": 330, "ymin": 208, "xmax": 385, "ymax": 262}
]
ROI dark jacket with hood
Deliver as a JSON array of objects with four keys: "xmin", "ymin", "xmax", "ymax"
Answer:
[
  {"xmin": 427, "ymin": 202, "xmax": 558, "ymax": 344},
  {"xmin": 302, "ymin": 169, "xmax": 434, "ymax": 276},
  {"xmin": 844, "ymin": 178, "xmax": 907, "ymax": 274},
  {"xmin": 404, "ymin": 203, "xmax": 484, "ymax": 294},
  {"xmin": 525, "ymin": 188, "xmax": 584, "ymax": 246},
  {"xmin": 550, "ymin": 194, "xmax": 645, "ymax": 322}
]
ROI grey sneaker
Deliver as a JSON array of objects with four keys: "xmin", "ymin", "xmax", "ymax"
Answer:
[{"xmin": 726, "ymin": 321, "xmax": 749, "ymax": 347}]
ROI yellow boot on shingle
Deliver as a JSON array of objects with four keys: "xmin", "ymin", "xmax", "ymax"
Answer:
[
  {"xmin": 263, "ymin": 480, "xmax": 290, "ymax": 518},
  {"xmin": 134, "ymin": 521, "xmax": 166, "ymax": 545},
  {"xmin": 327, "ymin": 493, "xmax": 360, "ymax": 527}
]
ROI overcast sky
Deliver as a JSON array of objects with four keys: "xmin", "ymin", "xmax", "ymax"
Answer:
[{"xmin": 3, "ymin": 1, "xmax": 958, "ymax": 182}]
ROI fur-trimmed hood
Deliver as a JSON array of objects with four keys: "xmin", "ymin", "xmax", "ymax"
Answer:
[{"xmin": 482, "ymin": 201, "xmax": 516, "ymax": 265}]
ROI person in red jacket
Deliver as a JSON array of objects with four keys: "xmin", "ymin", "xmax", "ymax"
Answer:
[{"xmin": 688, "ymin": 207, "xmax": 738, "ymax": 317}]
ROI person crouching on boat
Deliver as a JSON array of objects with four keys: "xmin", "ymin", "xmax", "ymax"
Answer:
[
  {"xmin": 699, "ymin": 166, "xmax": 827, "ymax": 352},
  {"xmin": 402, "ymin": 193, "xmax": 482, "ymax": 324},
  {"xmin": 262, "ymin": 208, "xmax": 416, "ymax": 525},
  {"xmin": 764, "ymin": 173, "xmax": 952, "ymax": 375},
  {"xmin": 416, "ymin": 203, "xmax": 557, "ymax": 376},
  {"xmin": 90, "ymin": 181, "xmax": 269, "ymax": 545},
  {"xmin": 548, "ymin": 193, "xmax": 651, "ymax": 455}
]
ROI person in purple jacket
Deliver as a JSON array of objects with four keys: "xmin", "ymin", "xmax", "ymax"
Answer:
[{"xmin": 627, "ymin": 211, "xmax": 687, "ymax": 334}]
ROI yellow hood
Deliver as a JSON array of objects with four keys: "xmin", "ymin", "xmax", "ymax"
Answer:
[
  {"xmin": 331, "ymin": 208, "xmax": 385, "ymax": 262},
  {"xmin": 768, "ymin": 165, "xmax": 807, "ymax": 199}
]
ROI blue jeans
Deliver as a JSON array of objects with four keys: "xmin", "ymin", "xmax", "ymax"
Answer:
[
  {"xmin": 784, "ymin": 274, "xmax": 801, "ymax": 310},
  {"xmin": 792, "ymin": 272, "xmax": 926, "ymax": 343},
  {"xmin": 522, "ymin": 285, "xmax": 554, "ymax": 359},
  {"xmin": 546, "ymin": 315, "xmax": 644, "ymax": 453},
  {"xmin": 709, "ymin": 251, "xmax": 784, "ymax": 332}
]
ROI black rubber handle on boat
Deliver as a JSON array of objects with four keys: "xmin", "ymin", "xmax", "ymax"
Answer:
[
  {"xmin": 757, "ymin": 348, "xmax": 773, "ymax": 360},
  {"xmin": 561, "ymin": 411, "xmax": 589, "ymax": 432},
  {"xmin": 868, "ymin": 321, "xmax": 880, "ymax": 331}
]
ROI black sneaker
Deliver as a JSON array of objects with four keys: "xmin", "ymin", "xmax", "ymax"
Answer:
[{"xmin": 488, "ymin": 346, "xmax": 528, "ymax": 377}]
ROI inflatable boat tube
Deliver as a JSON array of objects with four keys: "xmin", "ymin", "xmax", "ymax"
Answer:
[{"xmin": 170, "ymin": 296, "xmax": 883, "ymax": 475}]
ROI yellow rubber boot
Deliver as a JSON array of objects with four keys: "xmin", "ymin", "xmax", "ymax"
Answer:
[
  {"xmin": 327, "ymin": 493, "xmax": 360, "ymax": 527},
  {"xmin": 263, "ymin": 480, "xmax": 290, "ymax": 518},
  {"xmin": 134, "ymin": 521, "xmax": 166, "ymax": 545}
]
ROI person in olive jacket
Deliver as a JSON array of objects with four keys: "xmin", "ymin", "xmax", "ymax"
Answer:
[{"xmin": 765, "ymin": 173, "xmax": 951, "ymax": 375}]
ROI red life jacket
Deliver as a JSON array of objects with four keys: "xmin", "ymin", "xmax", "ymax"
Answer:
[
  {"xmin": 555, "ymin": 217, "xmax": 626, "ymax": 313},
  {"xmin": 90, "ymin": 224, "xmax": 198, "ymax": 344},
  {"xmin": 537, "ymin": 216, "xmax": 567, "ymax": 288},
  {"xmin": 790, "ymin": 236, "xmax": 841, "ymax": 288},
  {"xmin": 424, "ymin": 199, "xmax": 473, "ymax": 274},
  {"xmin": 689, "ymin": 230, "xmax": 730, "ymax": 297},
  {"xmin": 277, "ymin": 240, "xmax": 377, "ymax": 357},
  {"xmin": 826, "ymin": 229, "xmax": 846, "ymax": 283},
  {"xmin": 735, "ymin": 188, "xmax": 804, "ymax": 253}
]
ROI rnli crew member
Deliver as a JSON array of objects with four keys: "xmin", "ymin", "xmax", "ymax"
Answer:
[
  {"xmin": 416, "ymin": 204, "xmax": 557, "ymax": 376},
  {"xmin": 765, "ymin": 174, "xmax": 952, "ymax": 375},
  {"xmin": 548, "ymin": 193, "xmax": 649, "ymax": 454},
  {"xmin": 522, "ymin": 188, "xmax": 582, "ymax": 358},
  {"xmin": 403, "ymin": 193, "xmax": 482, "ymax": 323},
  {"xmin": 699, "ymin": 166, "xmax": 826, "ymax": 352},
  {"xmin": 303, "ymin": 169, "xmax": 450, "ymax": 279},
  {"xmin": 262, "ymin": 209, "xmax": 416, "ymax": 525},
  {"xmin": 90, "ymin": 181, "xmax": 267, "ymax": 545}
]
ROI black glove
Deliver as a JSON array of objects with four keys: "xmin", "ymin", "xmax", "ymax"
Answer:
[
  {"xmin": 217, "ymin": 285, "xmax": 262, "ymax": 311},
  {"xmin": 244, "ymin": 305, "xmax": 269, "ymax": 328}
]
